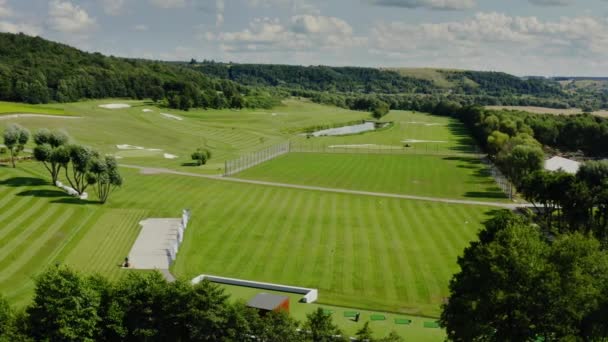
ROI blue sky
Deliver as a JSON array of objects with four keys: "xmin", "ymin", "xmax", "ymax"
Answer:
[{"xmin": 1, "ymin": 0, "xmax": 607, "ymax": 76}]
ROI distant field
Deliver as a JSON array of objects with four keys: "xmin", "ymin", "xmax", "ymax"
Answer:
[
  {"xmin": 0, "ymin": 99, "xmax": 368, "ymax": 173},
  {"xmin": 236, "ymin": 153, "xmax": 507, "ymax": 202},
  {"xmin": 0, "ymin": 101, "xmax": 66, "ymax": 115},
  {"xmin": 291, "ymin": 110, "xmax": 479, "ymax": 154},
  {"xmin": 487, "ymin": 105, "xmax": 608, "ymax": 117}
]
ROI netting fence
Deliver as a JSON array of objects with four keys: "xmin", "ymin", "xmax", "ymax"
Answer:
[
  {"xmin": 224, "ymin": 141, "xmax": 291, "ymax": 176},
  {"xmin": 482, "ymin": 158, "xmax": 514, "ymax": 199}
]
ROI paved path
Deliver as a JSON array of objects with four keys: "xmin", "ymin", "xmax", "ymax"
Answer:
[{"xmin": 120, "ymin": 164, "xmax": 528, "ymax": 209}]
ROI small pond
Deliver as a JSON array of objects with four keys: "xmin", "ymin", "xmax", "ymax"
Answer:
[{"xmin": 310, "ymin": 122, "xmax": 381, "ymax": 137}]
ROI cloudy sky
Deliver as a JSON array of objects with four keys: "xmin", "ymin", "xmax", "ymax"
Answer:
[{"xmin": 1, "ymin": 0, "xmax": 607, "ymax": 76}]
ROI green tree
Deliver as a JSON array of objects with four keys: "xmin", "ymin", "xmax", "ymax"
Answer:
[
  {"xmin": 89, "ymin": 155, "xmax": 123, "ymax": 203},
  {"xmin": 498, "ymin": 144, "xmax": 544, "ymax": 186},
  {"xmin": 65, "ymin": 145, "xmax": 95, "ymax": 195},
  {"xmin": 486, "ymin": 130, "xmax": 509, "ymax": 155},
  {"xmin": 27, "ymin": 266, "xmax": 101, "ymax": 342},
  {"xmin": 355, "ymin": 321, "xmax": 374, "ymax": 341},
  {"xmin": 0, "ymin": 296, "xmax": 11, "ymax": 339},
  {"xmin": 191, "ymin": 148, "xmax": 212, "ymax": 166},
  {"xmin": 254, "ymin": 311, "xmax": 303, "ymax": 342},
  {"xmin": 371, "ymin": 100, "xmax": 390, "ymax": 119},
  {"xmin": 2, "ymin": 124, "xmax": 29, "ymax": 168},
  {"xmin": 303, "ymin": 308, "xmax": 345, "ymax": 342},
  {"xmin": 32, "ymin": 129, "xmax": 70, "ymax": 184},
  {"xmin": 441, "ymin": 211, "xmax": 608, "ymax": 341}
]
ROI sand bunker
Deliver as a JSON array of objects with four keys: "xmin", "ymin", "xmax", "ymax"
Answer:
[
  {"xmin": 99, "ymin": 104, "xmax": 131, "ymax": 109},
  {"xmin": 402, "ymin": 139, "xmax": 447, "ymax": 143},
  {"xmin": 0, "ymin": 114, "xmax": 80, "ymax": 120},
  {"xmin": 142, "ymin": 109, "xmax": 153, "ymax": 113},
  {"xmin": 161, "ymin": 113, "xmax": 183, "ymax": 121},
  {"xmin": 164, "ymin": 153, "xmax": 178, "ymax": 159},
  {"xmin": 116, "ymin": 144, "xmax": 144, "ymax": 150}
]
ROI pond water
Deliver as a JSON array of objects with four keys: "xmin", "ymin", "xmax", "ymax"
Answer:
[{"xmin": 311, "ymin": 122, "xmax": 377, "ymax": 137}]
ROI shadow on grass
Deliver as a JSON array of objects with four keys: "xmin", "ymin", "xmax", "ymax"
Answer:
[
  {"xmin": 181, "ymin": 162, "xmax": 200, "ymax": 167},
  {"xmin": 51, "ymin": 198, "xmax": 99, "ymax": 205},
  {"xmin": 17, "ymin": 189, "xmax": 67, "ymax": 198},
  {"xmin": 464, "ymin": 191, "xmax": 507, "ymax": 199},
  {"xmin": 0, "ymin": 177, "xmax": 49, "ymax": 187}
]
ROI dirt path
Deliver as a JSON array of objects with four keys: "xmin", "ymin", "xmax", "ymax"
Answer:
[{"xmin": 120, "ymin": 164, "xmax": 526, "ymax": 209}]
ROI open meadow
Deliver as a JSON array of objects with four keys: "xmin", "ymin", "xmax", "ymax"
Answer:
[{"xmin": 0, "ymin": 99, "xmax": 506, "ymax": 340}]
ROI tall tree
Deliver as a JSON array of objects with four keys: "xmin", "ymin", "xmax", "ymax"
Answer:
[
  {"xmin": 2, "ymin": 124, "xmax": 29, "ymax": 168},
  {"xmin": 32, "ymin": 129, "xmax": 70, "ymax": 184},
  {"xmin": 27, "ymin": 266, "xmax": 101, "ymax": 342},
  {"xmin": 303, "ymin": 308, "xmax": 345, "ymax": 342},
  {"xmin": 441, "ymin": 211, "xmax": 608, "ymax": 341},
  {"xmin": 65, "ymin": 145, "xmax": 95, "ymax": 195},
  {"xmin": 89, "ymin": 156, "xmax": 123, "ymax": 204}
]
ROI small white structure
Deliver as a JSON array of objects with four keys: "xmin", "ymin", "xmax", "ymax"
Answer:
[
  {"xmin": 544, "ymin": 156, "xmax": 581, "ymax": 174},
  {"xmin": 191, "ymin": 275, "xmax": 319, "ymax": 303}
]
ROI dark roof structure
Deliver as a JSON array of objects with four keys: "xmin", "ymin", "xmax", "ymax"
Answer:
[{"xmin": 247, "ymin": 293, "xmax": 289, "ymax": 311}]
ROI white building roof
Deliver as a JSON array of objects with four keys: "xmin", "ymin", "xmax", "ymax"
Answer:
[{"xmin": 544, "ymin": 156, "xmax": 581, "ymax": 174}]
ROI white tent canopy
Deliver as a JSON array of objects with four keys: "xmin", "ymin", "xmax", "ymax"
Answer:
[{"xmin": 544, "ymin": 156, "xmax": 581, "ymax": 174}]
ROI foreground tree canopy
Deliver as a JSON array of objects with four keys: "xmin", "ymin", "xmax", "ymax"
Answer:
[
  {"xmin": 0, "ymin": 267, "xmax": 402, "ymax": 342},
  {"xmin": 441, "ymin": 211, "xmax": 608, "ymax": 341}
]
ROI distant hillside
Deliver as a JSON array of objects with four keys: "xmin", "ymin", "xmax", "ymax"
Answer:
[
  {"xmin": 193, "ymin": 61, "xmax": 564, "ymax": 98},
  {"xmin": 0, "ymin": 33, "xmax": 276, "ymax": 110}
]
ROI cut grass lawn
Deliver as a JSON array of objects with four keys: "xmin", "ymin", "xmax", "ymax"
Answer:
[
  {"xmin": 217, "ymin": 283, "xmax": 445, "ymax": 341},
  {"xmin": 0, "ymin": 101, "xmax": 66, "ymax": 115},
  {"xmin": 0, "ymin": 162, "xmax": 494, "ymax": 318},
  {"xmin": 236, "ymin": 153, "xmax": 508, "ymax": 202}
]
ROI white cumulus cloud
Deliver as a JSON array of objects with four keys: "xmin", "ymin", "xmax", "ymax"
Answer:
[
  {"xmin": 47, "ymin": 0, "xmax": 96, "ymax": 34},
  {"xmin": 209, "ymin": 15, "xmax": 365, "ymax": 53}
]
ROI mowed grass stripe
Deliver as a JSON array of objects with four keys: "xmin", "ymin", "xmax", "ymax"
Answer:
[
  {"xmin": 64, "ymin": 209, "xmax": 146, "ymax": 281},
  {"xmin": 222, "ymin": 187, "xmax": 275, "ymax": 274},
  {"xmin": 281, "ymin": 190, "xmax": 315, "ymax": 285},
  {"xmin": 380, "ymin": 199, "xmax": 411, "ymax": 303},
  {"xmin": 0, "ymin": 200, "xmax": 53, "ymax": 252},
  {"xmin": 0, "ymin": 198, "xmax": 49, "ymax": 242},
  {"xmin": 410, "ymin": 202, "xmax": 451, "ymax": 304},
  {"xmin": 207, "ymin": 186, "xmax": 271, "ymax": 275},
  {"xmin": 394, "ymin": 201, "xmax": 430, "ymax": 307},
  {"xmin": 367, "ymin": 198, "xmax": 397, "ymax": 301},
  {"xmin": 385, "ymin": 199, "xmax": 420, "ymax": 304},
  {"xmin": 266, "ymin": 190, "xmax": 305, "ymax": 281},
  {"xmin": 0, "ymin": 207, "xmax": 74, "ymax": 281},
  {"xmin": 249, "ymin": 190, "xmax": 295, "ymax": 280},
  {"xmin": 198, "ymin": 186, "xmax": 267, "ymax": 276},
  {"xmin": 319, "ymin": 194, "xmax": 339, "ymax": 292},
  {"xmin": 0, "ymin": 195, "xmax": 44, "ymax": 231}
]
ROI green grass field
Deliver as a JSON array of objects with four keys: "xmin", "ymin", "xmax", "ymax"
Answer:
[
  {"xmin": 0, "ymin": 101, "xmax": 66, "ymax": 115},
  {"xmin": 0, "ymin": 162, "xmax": 494, "ymax": 318},
  {"xmin": 236, "ymin": 153, "xmax": 507, "ymax": 201},
  {"xmin": 0, "ymin": 99, "xmax": 502, "ymax": 339}
]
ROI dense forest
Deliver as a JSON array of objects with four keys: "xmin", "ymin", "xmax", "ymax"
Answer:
[{"xmin": 0, "ymin": 33, "xmax": 280, "ymax": 111}]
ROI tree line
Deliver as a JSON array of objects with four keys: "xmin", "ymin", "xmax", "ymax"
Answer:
[
  {"xmin": 0, "ymin": 33, "xmax": 280, "ymax": 111},
  {"xmin": 0, "ymin": 266, "xmax": 402, "ymax": 342}
]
